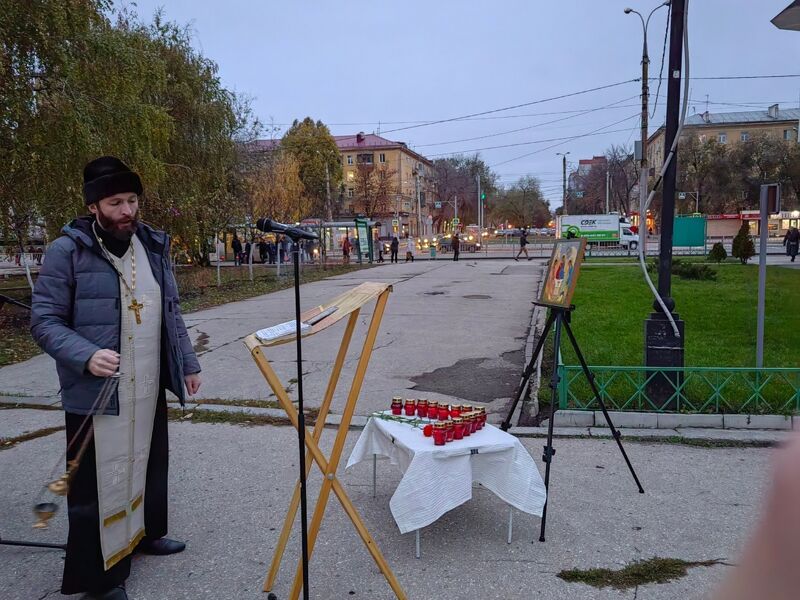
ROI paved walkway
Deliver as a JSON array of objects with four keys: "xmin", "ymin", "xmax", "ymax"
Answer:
[
  {"xmin": 0, "ymin": 410, "xmax": 773, "ymax": 600},
  {"xmin": 0, "ymin": 259, "xmax": 544, "ymax": 417}
]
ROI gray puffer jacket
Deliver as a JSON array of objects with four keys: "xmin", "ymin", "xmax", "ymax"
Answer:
[{"xmin": 30, "ymin": 217, "xmax": 201, "ymax": 415}]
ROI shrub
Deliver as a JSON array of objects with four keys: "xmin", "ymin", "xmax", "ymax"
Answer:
[
  {"xmin": 707, "ymin": 242, "xmax": 727, "ymax": 263},
  {"xmin": 646, "ymin": 258, "xmax": 716, "ymax": 280},
  {"xmin": 732, "ymin": 222, "xmax": 755, "ymax": 264}
]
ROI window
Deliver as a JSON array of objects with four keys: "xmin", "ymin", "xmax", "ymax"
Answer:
[
  {"xmin": 346, "ymin": 171, "xmax": 354, "ymax": 182},
  {"xmin": 718, "ymin": 132, "xmax": 727, "ymax": 144},
  {"xmin": 357, "ymin": 153, "xmax": 373, "ymax": 165},
  {"xmin": 379, "ymin": 153, "xmax": 386, "ymax": 163},
  {"xmin": 347, "ymin": 188, "xmax": 354, "ymax": 198},
  {"xmin": 419, "ymin": 192, "xmax": 426, "ymax": 207},
  {"xmin": 740, "ymin": 131, "xmax": 750, "ymax": 142},
  {"xmin": 784, "ymin": 129, "xmax": 794, "ymax": 141},
  {"xmin": 346, "ymin": 155, "xmax": 353, "ymax": 165}
]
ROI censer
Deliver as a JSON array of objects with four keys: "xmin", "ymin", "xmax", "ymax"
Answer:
[{"xmin": 32, "ymin": 373, "xmax": 120, "ymax": 529}]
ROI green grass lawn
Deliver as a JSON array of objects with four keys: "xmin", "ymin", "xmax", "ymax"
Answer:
[{"xmin": 562, "ymin": 264, "xmax": 800, "ymax": 368}]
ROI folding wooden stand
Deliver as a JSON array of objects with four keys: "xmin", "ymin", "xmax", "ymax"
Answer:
[{"xmin": 244, "ymin": 282, "xmax": 406, "ymax": 600}]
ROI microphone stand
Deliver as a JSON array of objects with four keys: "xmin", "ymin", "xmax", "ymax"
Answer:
[{"xmin": 291, "ymin": 236, "xmax": 310, "ymax": 600}]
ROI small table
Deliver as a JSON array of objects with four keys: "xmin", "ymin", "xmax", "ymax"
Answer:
[{"xmin": 346, "ymin": 413, "xmax": 547, "ymax": 557}]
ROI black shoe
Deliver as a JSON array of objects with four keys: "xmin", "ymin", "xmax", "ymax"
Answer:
[
  {"xmin": 81, "ymin": 586, "xmax": 128, "ymax": 600},
  {"xmin": 136, "ymin": 537, "xmax": 186, "ymax": 555}
]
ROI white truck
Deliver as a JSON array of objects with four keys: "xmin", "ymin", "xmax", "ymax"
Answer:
[{"xmin": 556, "ymin": 214, "xmax": 638, "ymax": 250}]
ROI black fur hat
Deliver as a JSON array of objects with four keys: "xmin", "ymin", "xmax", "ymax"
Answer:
[{"xmin": 83, "ymin": 156, "xmax": 143, "ymax": 206}]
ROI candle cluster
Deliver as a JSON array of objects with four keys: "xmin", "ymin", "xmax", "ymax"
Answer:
[{"xmin": 390, "ymin": 397, "xmax": 487, "ymax": 445}]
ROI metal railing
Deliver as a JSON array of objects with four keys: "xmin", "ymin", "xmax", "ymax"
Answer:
[{"xmin": 558, "ymin": 365, "xmax": 800, "ymax": 414}]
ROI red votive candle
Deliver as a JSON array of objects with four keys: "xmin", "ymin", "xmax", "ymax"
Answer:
[
  {"xmin": 462, "ymin": 415, "xmax": 472, "ymax": 437},
  {"xmin": 391, "ymin": 396, "xmax": 402, "ymax": 415},
  {"xmin": 432, "ymin": 423, "xmax": 447, "ymax": 446},
  {"xmin": 449, "ymin": 404, "xmax": 462, "ymax": 418},
  {"xmin": 438, "ymin": 405, "xmax": 450, "ymax": 421},
  {"xmin": 416, "ymin": 399, "xmax": 428, "ymax": 419},
  {"xmin": 445, "ymin": 420, "xmax": 455, "ymax": 442},
  {"xmin": 452, "ymin": 417, "xmax": 465, "ymax": 440},
  {"xmin": 427, "ymin": 401, "xmax": 439, "ymax": 420},
  {"xmin": 404, "ymin": 399, "xmax": 416, "ymax": 417},
  {"xmin": 470, "ymin": 413, "xmax": 479, "ymax": 433}
]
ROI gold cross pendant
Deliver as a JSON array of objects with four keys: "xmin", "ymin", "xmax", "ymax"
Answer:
[{"xmin": 128, "ymin": 298, "xmax": 144, "ymax": 325}]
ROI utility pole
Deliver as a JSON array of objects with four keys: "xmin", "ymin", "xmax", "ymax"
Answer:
[
  {"xmin": 605, "ymin": 169, "xmax": 611, "ymax": 214},
  {"xmin": 557, "ymin": 152, "xmax": 570, "ymax": 215},
  {"xmin": 415, "ymin": 172, "xmax": 421, "ymax": 237},
  {"xmin": 324, "ymin": 161, "xmax": 332, "ymax": 223},
  {"xmin": 644, "ymin": 0, "xmax": 684, "ymax": 408}
]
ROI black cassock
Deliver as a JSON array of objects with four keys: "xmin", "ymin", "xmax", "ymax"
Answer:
[{"xmin": 61, "ymin": 392, "xmax": 169, "ymax": 595}]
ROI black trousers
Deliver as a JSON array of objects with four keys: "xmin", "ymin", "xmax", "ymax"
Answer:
[
  {"xmin": 390, "ymin": 250, "xmax": 398, "ymax": 263},
  {"xmin": 453, "ymin": 249, "xmax": 460, "ymax": 261},
  {"xmin": 61, "ymin": 392, "xmax": 169, "ymax": 595}
]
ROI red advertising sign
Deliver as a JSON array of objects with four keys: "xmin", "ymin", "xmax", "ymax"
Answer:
[{"xmin": 707, "ymin": 214, "xmax": 741, "ymax": 220}]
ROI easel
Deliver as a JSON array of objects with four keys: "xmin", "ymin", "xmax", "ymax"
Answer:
[
  {"xmin": 500, "ymin": 303, "xmax": 645, "ymax": 542},
  {"xmin": 244, "ymin": 282, "xmax": 407, "ymax": 600}
]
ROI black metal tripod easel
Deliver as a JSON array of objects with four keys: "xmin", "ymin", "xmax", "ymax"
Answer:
[{"xmin": 500, "ymin": 303, "xmax": 644, "ymax": 542}]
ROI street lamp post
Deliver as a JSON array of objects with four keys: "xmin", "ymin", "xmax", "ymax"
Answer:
[
  {"xmin": 642, "ymin": 0, "xmax": 686, "ymax": 408},
  {"xmin": 556, "ymin": 152, "xmax": 570, "ymax": 215},
  {"xmin": 625, "ymin": 1, "xmax": 670, "ymax": 239}
]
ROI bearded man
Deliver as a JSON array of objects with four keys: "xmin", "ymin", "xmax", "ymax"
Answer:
[{"xmin": 31, "ymin": 156, "xmax": 201, "ymax": 600}]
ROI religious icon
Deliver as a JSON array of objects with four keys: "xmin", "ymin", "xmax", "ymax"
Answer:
[{"xmin": 539, "ymin": 238, "xmax": 587, "ymax": 308}]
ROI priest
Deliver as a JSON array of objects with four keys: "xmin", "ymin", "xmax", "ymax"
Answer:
[{"xmin": 31, "ymin": 156, "xmax": 202, "ymax": 600}]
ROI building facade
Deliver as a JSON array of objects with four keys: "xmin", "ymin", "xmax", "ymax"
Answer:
[
  {"xmin": 647, "ymin": 104, "xmax": 800, "ymax": 169},
  {"xmin": 334, "ymin": 133, "xmax": 435, "ymax": 238}
]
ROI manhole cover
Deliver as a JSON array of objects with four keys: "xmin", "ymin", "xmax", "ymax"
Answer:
[{"xmin": 463, "ymin": 294, "xmax": 491, "ymax": 300}]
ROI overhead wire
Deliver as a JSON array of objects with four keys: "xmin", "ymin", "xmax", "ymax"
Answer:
[{"xmin": 380, "ymin": 78, "xmax": 641, "ymax": 134}]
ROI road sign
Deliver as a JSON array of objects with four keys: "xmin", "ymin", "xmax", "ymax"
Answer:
[
  {"xmin": 391, "ymin": 218, "xmax": 399, "ymax": 227},
  {"xmin": 575, "ymin": 191, "xmax": 584, "ymax": 199},
  {"xmin": 434, "ymin": 201, "xmax": 442, "ymax": 209},
  {"xmin": 678, "ymin": 192, "xmax": 687, "ymax": 200},
  {"xmin": 452, "ymin": 217, "xmax": 460, "ymax": 225}
]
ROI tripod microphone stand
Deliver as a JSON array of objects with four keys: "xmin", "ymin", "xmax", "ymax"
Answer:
[{"xmin": 501, "ymin": 303, "xmax": 644, "ymax": 542}]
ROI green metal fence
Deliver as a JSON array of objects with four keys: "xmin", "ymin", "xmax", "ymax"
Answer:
[{"xmin": 558, "ymin": 365, "xmax": 800, "ymax": 414}]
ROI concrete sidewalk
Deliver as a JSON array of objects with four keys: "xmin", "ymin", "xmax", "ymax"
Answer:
[{"xmin": 0, "ymin": 410, "xmax": 772, "ymax": 600}]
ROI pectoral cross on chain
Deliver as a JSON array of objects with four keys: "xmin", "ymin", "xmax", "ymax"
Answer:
[{"xmin": 128, "ymin": 298, "xmax": 144, "ymax": 325}]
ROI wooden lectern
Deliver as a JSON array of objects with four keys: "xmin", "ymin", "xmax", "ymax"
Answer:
[{"xmin": 244, "ymin": 281, "xmax": 406, "ymax": 600}]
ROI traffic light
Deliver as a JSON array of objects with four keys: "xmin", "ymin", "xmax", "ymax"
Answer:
[{"xmin": 480, "ymin": 192, "xmax": 486, "ymax": 200}]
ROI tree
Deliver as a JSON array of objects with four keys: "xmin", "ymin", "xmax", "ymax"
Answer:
[
  {"xmin": 491, "ymin": 176, "xmax": 551, "ymax": 228},
  {"xmin": 432, "ymin": 154, "xmax": 498, "ymax": 231},
  {"xmin": 0, "ymin": 4, "xmax": 258, "ymax": 265},
  {"xmin": 245, "ymin": 150, "xmax": 307, "ymax": 224},
  {"xmin": 352, "ymin": 164, "xmax": 397, "ymax": 218},
  {"xmin": 732, "ymin": 222, "xmax": 755, "ymax": 264},
  {"xmin": 281, "ymin": 118, "xmax": 342, "ymax": 219}
]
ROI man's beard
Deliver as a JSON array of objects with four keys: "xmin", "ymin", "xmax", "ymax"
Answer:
[{"xmin": 95, "ymin": 208, "xmax": 138, "ymax": 241}]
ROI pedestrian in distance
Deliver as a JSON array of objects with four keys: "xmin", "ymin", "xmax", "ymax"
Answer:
[
  {"xmin": 342, "ymin": 236, "xmax": 351, "ymax": 265},
  {"xmin": 390, "ymin": 236, "xmax": 399, "ymax": 263},
  {"xmin": 405, "ymin": 235, "xmax": 415, "ymax": 262},
  {"xmin": 783, "ymin": 226, "xmax": 799, "ymax": 262},
  {"xmin": 515, "ymin": 229, "xmax": 531, "ymax": 261},
  {"xmin": 30, "ymin": 156, "xmax": 201, "ymax": 600},
  {"xmin": 452, "ymin": 233, "xmax": 460, "ymax": 261},
  {"xmin": 231, "ymin": 234, "xmax": 242, "ymax": 266},
  {"xmin": 258, "ymin": 239, "xmax": 268, "ymax": 264}
]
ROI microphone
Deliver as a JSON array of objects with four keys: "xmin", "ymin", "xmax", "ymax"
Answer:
[{"xmin": 255, "ymin": 218, "xmax": 319, "ymax": 241}]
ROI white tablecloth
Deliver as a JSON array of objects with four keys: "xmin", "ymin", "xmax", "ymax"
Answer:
[{"xmin": 346, "ymin": 413, "xmax": 547, "ymax": 534}]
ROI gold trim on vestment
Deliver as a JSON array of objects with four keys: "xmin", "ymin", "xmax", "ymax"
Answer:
[
  {"xmin": 102, "ymin": 509, "xmax": 128, "ymax": 528},
  {"xmin": 130, "ymin": 494, "xmax": 143, "ymax": 512},
  {"xmin": 104, "ymin": 528, "xmax": 145, "ymax": 570}
]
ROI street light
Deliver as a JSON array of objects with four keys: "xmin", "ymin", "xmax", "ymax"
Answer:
[
  {"xmin": 556, "ymin": 152, "xmax": 570, "ymax": 215},
  {"xmin": 625, "ymin": 1, "xmax": 670, "ymax": 234}
]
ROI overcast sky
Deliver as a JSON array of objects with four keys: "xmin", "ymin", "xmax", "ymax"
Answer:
[{"xmin": 127, "ymin": 0, "xmax": 800, "ymax": 208}]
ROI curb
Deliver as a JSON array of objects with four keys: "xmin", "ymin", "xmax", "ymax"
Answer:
[{"xmin": 3, "ymin": 400, "xmax": 793, "ymax": 445}]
